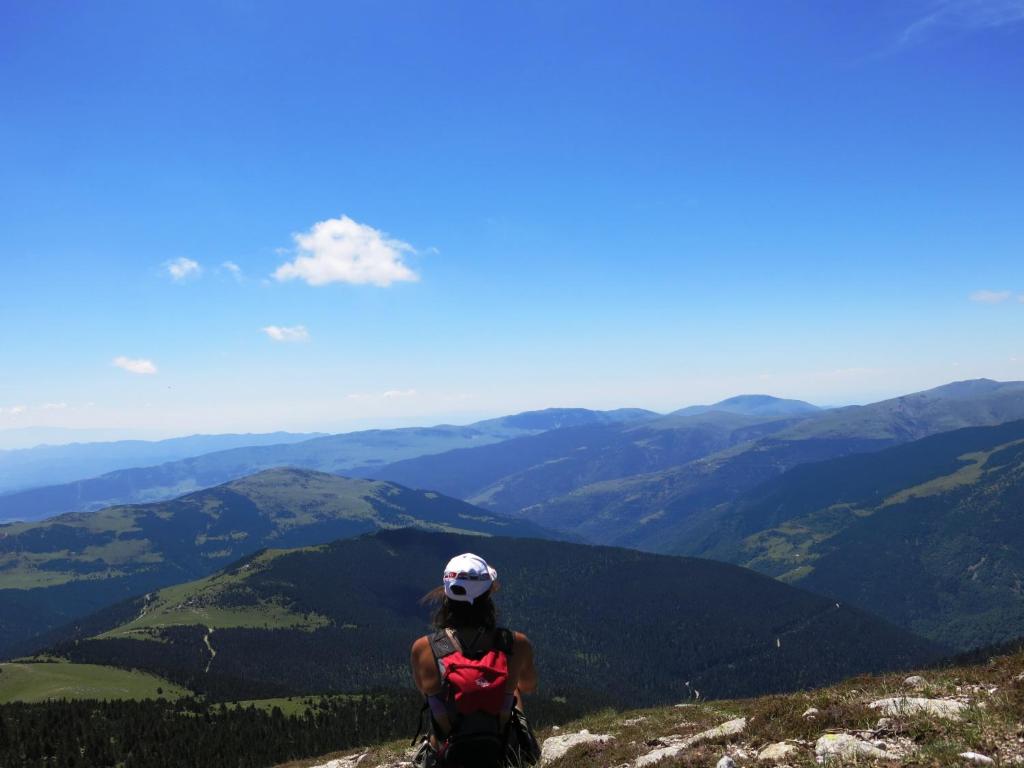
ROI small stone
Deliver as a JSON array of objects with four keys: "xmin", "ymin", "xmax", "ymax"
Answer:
[
  {"xmin": 960, "ymin": 752, "xmax": 995, "ymax": 766},
  {"xmin": 717, "ymin": 757, "xmax": 737, "ymax": 768},
  {"xmin": 757, "ymin": 742, "xmax": 798, "ymax": 761},
  {"xmin": 620, "ymin": 716, "xmax": 649, "ymax": 726},
  {"xmin": 540, "ymin": 729, "xmax": 613, "ymax": 764},
  {"xmin": 875, "ymin": 717, "xmax": 893, "ymax": 730},
  {"xmin": 815, "ymin": 733, "xmax": 889, "ymax": 763},
  {"xmin": 903, "ymin": 675, "xmax": 928, "ymax": 689},
  {"xmin": 802, "ymin": 707, "xmax": 820, "ymax": 719}
]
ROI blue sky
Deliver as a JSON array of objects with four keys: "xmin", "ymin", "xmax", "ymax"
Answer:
[{"xmin": 1, "ymin": 0, "xmax": 1022, "ymax": 438}]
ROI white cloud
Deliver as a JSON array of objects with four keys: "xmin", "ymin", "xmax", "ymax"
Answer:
[
  {"xmin": 166, "ymin": 257, "xmax": 202, "ymax": 281},
  {"xmin": 40, "ymin": 402, "xmax": 68, "ymax": 410},
  {"xmin": 0, "ymin": 405, "xmax": 26, "ymax": 416},
  {"xmin": 901, "ymin": 0, "xmax": 1024, "ymax": 45},
  {"xmin": 274, "ymin": 215, "xmax": 419, "ymax": 287},
  {"xmin": 262, "ymin": 325, "xmax": 310, "ymax": 343},
  {"xmin": 969, "ymin": 289, "xmax": 1012, "ymax": 304},
  {"xmin": 222, "ymin": 261, "xmax": 243, "ymax": 279},
  {"xmin": 113, "ymin": 356, "xmax": 158, "ymax": 375}
]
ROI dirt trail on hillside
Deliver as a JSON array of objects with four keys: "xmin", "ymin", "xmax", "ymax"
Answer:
[{"xmin": 203, "ymin": 628, "xmax": 216, "ymax": 673}]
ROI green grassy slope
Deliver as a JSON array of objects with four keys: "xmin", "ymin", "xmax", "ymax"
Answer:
[{"xmin": 0, "ymin": 660, "xmax": 188, "ymax": 703}]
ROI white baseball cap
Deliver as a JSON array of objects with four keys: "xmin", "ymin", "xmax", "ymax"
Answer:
[{"xmin": 443, "ymin": 553, "xmax": 497, "ymax": 604}]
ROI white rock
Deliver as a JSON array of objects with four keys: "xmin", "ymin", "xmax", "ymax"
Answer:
[
  {"xmin": 903, "ymin": 675, "xmax": 928, "ymax": 689},
  {"xmin": 540, "ymin": 729, "xmax": 613, "ymax": 764},
  {"xmin": 633, "ymin": 719, "xmax": 746, "ymax": 767},
  {"xmin": 815, "ymin": 733, "xmax": 889, "ymax": 763},
  {"xmin": 868, "ymin": 696, "xmax": 967, "ymax": 720},
  {"xmin": 758, "ymin": 742, "xmax": 799, "ymax": 761},
  {"xmin": 312, "ymin": 753, "xmax": 368, "ymax": 768},
  {"xmin": 717, "ymin": 757, "xmax": 738, "ymax": 768},
  {"xmin": 960, "ymin": 753, "xmax": 995, "ymax": 766},
  {"xmin": 875, "ymin": 717, "xmax": 893, "ymax": 730},
  {"xmin": 802, "ymin": 707, "xmax": 820, "ymax": 719}
]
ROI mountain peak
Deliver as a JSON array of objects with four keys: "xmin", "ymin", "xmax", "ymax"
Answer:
[
  {"xmin": 672, "ymin": 394, "xmax": 820, "ymax": 418},
  {"xmin": 918, "ymin": 378, "xmax": 1024, "ymax": 399}
]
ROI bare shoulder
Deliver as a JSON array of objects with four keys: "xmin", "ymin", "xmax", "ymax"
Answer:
[
  {"xmin": 512, "ymin": 631, "xmax": 533, "ymax": 651},
  {"xmin": 411, "ymin": 635, "xmax": 433, "ymax": 661}
]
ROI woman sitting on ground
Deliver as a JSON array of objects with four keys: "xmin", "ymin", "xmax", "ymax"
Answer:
[{"xmin": 410, "ymin": 553, "xmax": 538, "ymax": 767}]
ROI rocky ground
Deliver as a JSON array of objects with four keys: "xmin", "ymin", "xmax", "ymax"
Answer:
[{"xmin": 281, "ymin": 647, "xmax": 1024, "ymax": 768}]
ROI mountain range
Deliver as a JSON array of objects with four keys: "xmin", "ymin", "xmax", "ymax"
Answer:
[
  {"xmin": 3, "ymin": 378, "xmax": 1024, "ymax": 659},
  {"xmin": 528, "ymin": 380, "xmax": 1024, "ymax": 542},
  {"xmin": 0, "ymin": 407, "xmax": 653, "ymax": 522}
]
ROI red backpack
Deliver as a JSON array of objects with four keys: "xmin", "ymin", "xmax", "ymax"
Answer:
[{"xmin": 427, "ymin": 627, "xmax": 514, "ymax": 766}]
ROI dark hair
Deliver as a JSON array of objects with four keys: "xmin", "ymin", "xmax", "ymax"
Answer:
[{"xmin": 421, "ymin": 585, "xmax": 498, "ymax": 630}]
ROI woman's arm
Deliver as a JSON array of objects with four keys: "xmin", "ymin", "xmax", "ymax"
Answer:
[
  {"xmin": 513, "ymin": 631, "xmax": 538, "ymax": 694},
  {"xmin": 410, "ymin": 636, "xmax": 443, "ymax": 695}
]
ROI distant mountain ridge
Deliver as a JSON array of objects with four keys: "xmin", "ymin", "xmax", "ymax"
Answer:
[
  {"xmin": 0, "ymin": 431, "xmax": 324, "ymax": 495},
  {"xmin": 0, "ymin": 407, "xmax": 655, "ymax": 523},
  {"xmin": 0, "ymin": 469, "xmax": 557, "ymax": 656},
  {"xmin": 355, "ymin": 410, "xmax": 810, "ymax": 513}
]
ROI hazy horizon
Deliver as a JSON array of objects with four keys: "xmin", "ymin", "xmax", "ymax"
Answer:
[{"xmin": 2, "ymin": 375, "xmax": 1020, "ymax": 450}]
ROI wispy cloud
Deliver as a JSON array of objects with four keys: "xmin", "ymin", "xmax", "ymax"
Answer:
[
  {"xmin": 262, "ymin": 325, "xmax": 310, "ymax": 343},
  {"xmin": 274, "ymin": 215, "xmax": 419, "ymax": 287},
  {"xmin": 901, "ymin": 0, "xmax": 1024, "ymax": 46},
  {"xmin": 40, "ymin": 402, "xmax": 68, "ymax": 410},
  {"xmin": 222, "ymin": 261, "xmax": 243, "ymax": 280},
  {"xmin": 346, "ymin": 388, "xmax": 418, "ymax": 401},
  {"xmin": 969, "ymin": 289, "xmax": 1012, "ymax": 304},
  {"xmin": 166, "ymin": 257, "xmax": 202, "ymax": 282},
  {"xmin": 113, "ymin": 356, "xmax": 158, "ymax": 374},
  {"xmin": 0, "ymin": 405, "xmax": 27, "ymax": 416}
]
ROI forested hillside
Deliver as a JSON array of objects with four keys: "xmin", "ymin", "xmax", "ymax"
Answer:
[
  {"xmin": 692, "ymin": 419, "xmax": 1024, "ymax": 649},
  {"xmin": 50, "ymin": 529, "xmax": 943, "ymax": 706},
  {"xmin": 0, "ymin": 470, "xmax": 554, "ymax": 656}
]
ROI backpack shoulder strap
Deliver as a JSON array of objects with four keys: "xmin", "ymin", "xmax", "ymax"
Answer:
[
  {"xmin": 428, "ymin": 629, "xmax": 459, "ymax": 661},
  {"xmin": 494, "ymin": 627, "xmax": 514, "ymax": 655}
]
